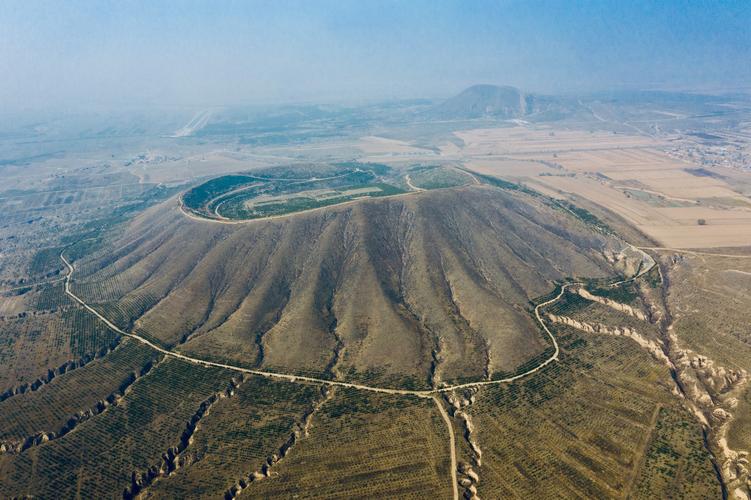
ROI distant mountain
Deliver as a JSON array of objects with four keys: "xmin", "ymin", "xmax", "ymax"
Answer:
[{"xmin": 430, "ymin": 84, "xmax": 532, "ymax": 119}]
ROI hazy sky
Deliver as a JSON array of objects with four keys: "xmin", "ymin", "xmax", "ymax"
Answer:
[{"xmin": 1, "ymin": 0, "xmax": 749, "ymax": 109}]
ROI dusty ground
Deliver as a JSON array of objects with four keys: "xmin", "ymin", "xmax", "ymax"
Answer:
[{"xmin": 452, "ymin": 126, "xmax": 751, "ymax": 248}]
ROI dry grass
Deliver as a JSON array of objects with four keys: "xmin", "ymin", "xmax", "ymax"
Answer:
[{"xmin": 69, "ymin": 187, "xmax": 619, "ymax": 388}]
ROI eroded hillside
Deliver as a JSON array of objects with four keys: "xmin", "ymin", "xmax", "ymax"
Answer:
[{"xmin": 70, "ymin": 185, "xmax": 623, "ymax": 389}]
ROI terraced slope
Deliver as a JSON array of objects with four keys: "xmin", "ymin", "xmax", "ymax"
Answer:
[
  {"xmin": 0, "ymin": 282, "xmax": 119, "ymax": 389},
  {"xmin": 69, "ymin": 185, "xmax": 626, "ymax": 390},
  {"xmin": 0, "ymin": 358, "xmax": 237, "ymax": 498}
]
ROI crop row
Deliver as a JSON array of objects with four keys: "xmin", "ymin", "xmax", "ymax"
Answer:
[
  {"xmin": 0, "ymin": 358, "xmax": 236, "ymax": 499},
  {"xmin": 0, "ymin": 340, "xmax": 154, "ymax": 443},
  {"xmin": 33, "ymin": 283, "xmax": 74, "ymax": 312},
  {"xmin": 470, "ymin": 323, "xmax": 716, "ymax": 498},
  {"xmin": 71, "ymin": 271, "xmax": 141, "ymax": 304},
  {"xmin": 248, "ymin": 388, "xmax": 451, "ymax": 498},
  {"xmin": 144, "ymin": 376, "xmax": 322, "ymax": 497}
]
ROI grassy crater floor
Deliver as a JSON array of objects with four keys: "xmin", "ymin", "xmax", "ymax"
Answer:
[{"xmin": 181, "ymin": 163, "xmax": 407, "ymax": 221}]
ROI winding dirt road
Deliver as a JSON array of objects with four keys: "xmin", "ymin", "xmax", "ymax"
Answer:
[
  {"xmin": 60, "ymin": 246, "xmax": 651, "ymax": 498},
  {"xmin": 60, "ymin": 252, "xmax": 573, "ymax": 396},
  {"xmin": 433, "ymin": 396, "xmax": 459, "ymax": 500},
  {"xmin": 404, "ymin": 174, "xmax": 426, "ymax": 192}
]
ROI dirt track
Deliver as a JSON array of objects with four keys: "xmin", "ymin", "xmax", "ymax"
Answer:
[
  {"xmin": 60, "ymin": 250, "xmax": 581, "ymax": 396},
  {"xmin": 433, "ymin": 396, "xmax": 459, "ymax": 500},
  {"xmin": 638, "ymin": 246, "xmax": 751, "ymax": 258},
  {"xmin": 404, "ymin": 174, "xmax": 426, "ymax": 192},
  {"xmin": 59, "ymin": 246, "xmax": 652, "ymax": 498}
]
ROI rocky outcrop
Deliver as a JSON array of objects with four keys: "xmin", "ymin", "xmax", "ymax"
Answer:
[
  {"xmin": 458, "ymin": 462, "xmax": 481, "ymax": 500},
  {"xmin": 675, "ymin": 351, "xmax": 747, "ymax": 408},
  {"xmin": 603, "ymin": 245, "xmax": 654, "ymax": 280},
  {"xmin": 0, "ymin": 338, "xmax": 122, "ymax": 403},
  {"xmin": 667, "ymin": 331, "xmax": 750, "ymax": 499},
  {"xmin": 123, "ymin": 375, "xmax": 246, "ymax": 499},
  {"xmin": 573, "ymin": 287, "xmax": 647, "ymax": 321},
  {"xmin": 446, "ymin": 389, "xmax": 482, "ymax": 500},
  {"xmin": 0, "ymin": 354, "xmax": 159, "ymax": 455},
  {"xmin": 546, "ymin": 314, "xmax": 671, "ymax": 367}
]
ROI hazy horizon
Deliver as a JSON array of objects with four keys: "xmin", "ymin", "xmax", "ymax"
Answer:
[
  {"xmin": 2, "ymin": 3, "xmax": 751, "ymax": 498},
  {"xmin": 2, "ymin": 0, "xmax": 750, "ymax": 112}
]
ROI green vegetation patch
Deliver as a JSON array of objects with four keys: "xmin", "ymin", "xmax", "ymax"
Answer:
[
  {"xmin": 590, "ymin": 281, "xmax": 640, "ymax": 305},
  {"xmin": 182, "ymin": 163, "xmax": 405, "ymax": 221},
  {"xmin": 181, "ymin": 174, "xmax": 255, "ymax": 213},
  {"xmin": 552, "ymin": 200, "xmax": 614, "ymax": 234},
  {"xmin": 632, "ymin": 406, "xmax": 722, "ymax": 498},
  {"xmin": 471, "ymin": 170, "xmax": 541, "ymax": 197},
  {"xmin": 222, "ymin": 182, "xmax": 404, "ymax": 219}
]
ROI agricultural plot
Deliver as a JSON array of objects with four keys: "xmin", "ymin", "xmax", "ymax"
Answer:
[
  {"xmin": 33, "ymin": 281, "xmax": 75, "ymax": 311},
  {"xmin": 144, "ymin": 376, "xmax": 322, "ymax": 498},
  {"xmin": 357, "ymin": 135, "xmax": 438, "ymax": 157},
  {"xmin": 469, "ymin": 326, "xmax": 720, "ymax": 499},
  {"xmin": 0, "ymin": 340, "xmax": 156, "ymax": 449},
  {"xmin": 457, "ymin": 127, "xmax": 751, "ymax": 248},
  {"xmin": 0, "ymin": 313, "xmax": 75, "ymax": 389},
  {"xmin": 0, "ymin": 358, "xmax": 237, "ymax": 499},
  {"xmin": 631, "ymin": 406, "xmax": 724, "ymax": 499},
  {"xmin": 0, "ymin": 282, "xmax": 118, "ymax": 389},
  {"xmin": 248, "ymin": 389, "xmax": 453, "ymax": 499}
]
